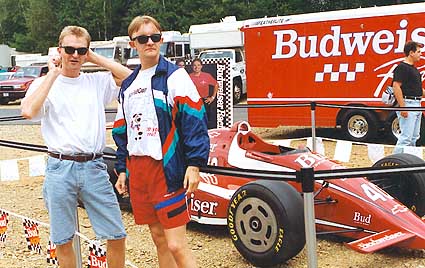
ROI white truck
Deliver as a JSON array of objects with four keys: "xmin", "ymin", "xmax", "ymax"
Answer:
[
  {"xmin": 126, "ymin": 31, "xmax": 190, "ymax": 69},
  {"xmin": 81, "ymin": 36, "xmax": 131, "ymax": 72},
  {"xmin": 0, "ymin": 44, "xmax": 12, "ymax": 69},
  {"xmin": 189, "ymin": 16, "xmax": 247, "ymax": 104}
]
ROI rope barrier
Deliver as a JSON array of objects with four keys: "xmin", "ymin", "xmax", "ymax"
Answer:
[{"xmin": 0, "ymin": 207, "xmax": 139, "ymax": 268}]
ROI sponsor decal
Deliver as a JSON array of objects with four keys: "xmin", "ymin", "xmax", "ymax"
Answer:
[
  {"xmin": 272, "ymin": 19, "xmax": 425, "ymax": 59},
  {"xmin": 361, "ymin": 182, "xmax": 393, "ymax": 202},
  {"xmin": 208, "ymin": 131, "xmax": 221, "ymax": 138},
  {"xmin": 129, "ymin": 87, "xmax": 147, "ymax": 98},
  {"xmin": 200, "ymin": 172, "xmax": 218, "ymax": 185},
  {"xmin": 87, "ymin": 243, "xmax": 107, "ymax": 268},
  {"xmin": 358, "ymin": 231, "xmax": 405, "ymax": 250},
  {"xmin": 391, "ymin": 204, "xmax": 409, "ymax": 215},
  {"xmin": 294, "ymin": 153, "xmax": 325, "ymax": 168},
  {"xmin": 210, "ymin": 143, "xmax": 218, "ymax": 153},
  {"xmin": 89, "ymin": 255, "xmax": 107, "ymax": 268},
  {"xmin": 189, "ymin": 193, "xmax": 219, "ymax": 216},
  {"xmin": 274, "ymin": 228, "xmax": 285, "ymax": 252},
  {"xmin": 227, "ymin": 190, "xmax": 247, "ymax": 241},
  {"xmin": 207, "ymin": 156, "xmax": 218, "ymax": 167},
  {"xmin": 353, "ymin": 211, "xmax": 372, "ymax": 225}
]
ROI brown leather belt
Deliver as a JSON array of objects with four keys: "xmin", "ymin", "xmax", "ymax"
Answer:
[{"xmin": 47, "ymin": 152, "xmax": 103, "ymax": 162}]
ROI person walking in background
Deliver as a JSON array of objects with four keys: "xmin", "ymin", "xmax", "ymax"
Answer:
[
  {"xmin": 113, "ymin": 15, "xmax": 209, "ymax": 268},
  {"xmin": 393, "ymin": 40, "xmax": 424, "ymax": 154},
  {"xmin": 189, "ymin": 58, "xmax": 219, "ymax": 129},
  {"xmin": 21, "ymin": 25, "xmax": 130, "ymax": 268}
]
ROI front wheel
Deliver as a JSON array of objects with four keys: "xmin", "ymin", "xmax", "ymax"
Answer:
[
  {"xmin": 227, "ymin": 180, "xmax": 305, "ymax": 267},
  {"xmin": 370, "ymin": 153, "xmax": 425, "ymax": 217}
]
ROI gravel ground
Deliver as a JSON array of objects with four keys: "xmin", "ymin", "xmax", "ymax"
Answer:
[{"xmin": 0, "ymin": 122, "xmax": 424, "ymax": 268}]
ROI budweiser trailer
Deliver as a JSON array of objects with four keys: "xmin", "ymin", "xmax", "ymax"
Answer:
[{"xmin": 242, "ymin": 3, "xmax": 425, "ymax": 142}]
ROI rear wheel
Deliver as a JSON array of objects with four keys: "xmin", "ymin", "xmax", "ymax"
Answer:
[
  {"xmin": 342, "ymin": 110, "xmax": 378, "ymax": 142},
  {"xmin": 370, "ymin": 153, "xmax": 425, "ymax": 217},
  {"xmin": 0, "ymin": 98, "xmax": 9, "ymax": 105},
  {"xmin": 227, "ymin": 180, "xmax": 305, "ymax": 267}
]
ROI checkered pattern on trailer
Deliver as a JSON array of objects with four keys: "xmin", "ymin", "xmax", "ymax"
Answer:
[{"xmin": 315, "ymin": 63, "xmax": 365, "ymax": 82}]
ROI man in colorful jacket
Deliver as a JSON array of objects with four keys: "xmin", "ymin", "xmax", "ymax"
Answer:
[{"xmin": 112, "ymin": 15, "xmax": 209, "ymax": 268}]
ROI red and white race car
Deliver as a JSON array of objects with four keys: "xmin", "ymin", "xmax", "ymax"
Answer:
[{"xmin": 106, "ymin": 121, "xmax": 425, "ymax": 267}]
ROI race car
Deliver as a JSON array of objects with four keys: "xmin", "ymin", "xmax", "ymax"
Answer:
[{"xmin": 105, "ymin": 121, "xmax": 425, "ymax": 267}]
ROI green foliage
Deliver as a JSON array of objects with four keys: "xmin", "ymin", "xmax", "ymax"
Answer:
[{"xmin": 0, "ymin": 0, "xmax": 412, "ymax": 52}]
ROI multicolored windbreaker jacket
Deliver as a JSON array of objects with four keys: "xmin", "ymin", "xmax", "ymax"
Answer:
[{"xmin": 112, "ymin": 56, "xmax": 209, "ymax": 193}]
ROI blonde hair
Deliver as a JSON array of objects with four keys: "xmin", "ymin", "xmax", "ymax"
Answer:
[
  {"xmin": 58, "ymin": 26, "xmax": 91, "ymax": 47},
  {"xmin": 128, "ymin": 15, "xmax": 162, "ymax": 38}
]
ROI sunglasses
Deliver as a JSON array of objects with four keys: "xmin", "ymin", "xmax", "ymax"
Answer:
[
  {"xmin": 60, "ymin": 46, "xmax": 89, "ymax": 55},
  {"xmin": 131, "ymin": 34, "xmax": 162, "ymax": 44}
]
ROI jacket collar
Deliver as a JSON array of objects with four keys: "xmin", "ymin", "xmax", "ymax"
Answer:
[{"xmin": 120, "ymin": 55, "xmax": 169, "ymax": 100}]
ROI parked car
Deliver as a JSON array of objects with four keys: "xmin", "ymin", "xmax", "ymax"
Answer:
[{"xmin": 0, "ymin": 65, "xmax": 48, "ymax": 104}]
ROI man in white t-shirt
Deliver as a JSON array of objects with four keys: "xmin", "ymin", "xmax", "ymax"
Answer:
[{"xmin": 21, "ymin": 26, "xmax": 131, "ymax": 268}]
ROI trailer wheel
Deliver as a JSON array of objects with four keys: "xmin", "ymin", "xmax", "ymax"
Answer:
[
  {"xmin": 370, "ymin": 153, "xmax": 425, "ymax": 217},
  {"xmin": 386, "ymin": 112, "xmax": 425, "ymax": 146},
  {"xmin": 233, "ymin": 79, "xmax": 242, "ymax": 104},
  {"xmin": 227, "ymin": 180, "xmax": 305, "ymax": 267},
  {"xmin": 385, "ymin": 112, "xmax": 400, "ymax": 144},
  {"xmin": 342, "ymin": 110, "xmax": 378, "ymax": 142}
]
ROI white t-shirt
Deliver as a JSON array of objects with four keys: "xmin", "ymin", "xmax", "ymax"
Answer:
[
  {"xmin": 25, "ymin": 72, "xmax": 118, "ymax": 154},
  {"xmin": 123, "ymin": 65, "xmax": 162, "ymax": 160}
]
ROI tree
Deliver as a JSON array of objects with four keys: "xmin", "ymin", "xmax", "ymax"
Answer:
[
  {"xmin": 24, "ymin": 0, "xmax": 59, "ymax": 53},
  {"xmin": 0, "ymin": 0, "xmax": 29, "ymax": 47}
]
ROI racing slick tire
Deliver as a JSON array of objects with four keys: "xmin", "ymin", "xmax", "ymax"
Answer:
[
  {"xmin": 227, "ymin": 180, "xmax": 305, "ymax": 267},
  {"xmin": 341, "ymin": 109, "xmax": 378, "ymax": 142},
  {"xmin": 370, "ymin": 153, "xmax": 425, "ymax": 217}
]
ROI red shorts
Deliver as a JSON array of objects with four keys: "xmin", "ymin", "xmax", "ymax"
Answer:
[{"xmin": 128, "ymin": 156, "xmax": 190, "ymax": 229}]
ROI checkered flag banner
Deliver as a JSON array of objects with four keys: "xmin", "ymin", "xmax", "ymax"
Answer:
[
  {"xmin": 46, "ymin": 240, "xmax": 59, "ymax": 266},
  {"xmin": 22, "ymin": 218, "xmax": 42, "ymax": 254},
  {"xmin": 0, "ymin": 210, "xmax": 9, "ymax": 243},
  {"xmin": 87, "ymin": 242, "xmax": 107, "ymax": 268}
]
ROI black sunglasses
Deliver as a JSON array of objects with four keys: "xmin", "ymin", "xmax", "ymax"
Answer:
[
  {"xmin": 131, "ymin": 34, "xmax": 162, "ymax": 44},
  {"xmin": 60, "ymin": 46, "xmax": 89, "ymax": 55}
]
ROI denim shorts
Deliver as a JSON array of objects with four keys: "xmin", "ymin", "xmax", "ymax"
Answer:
[{"xmin": 43, "ymin": 156, "xmax": 126, "ymax": 245}]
